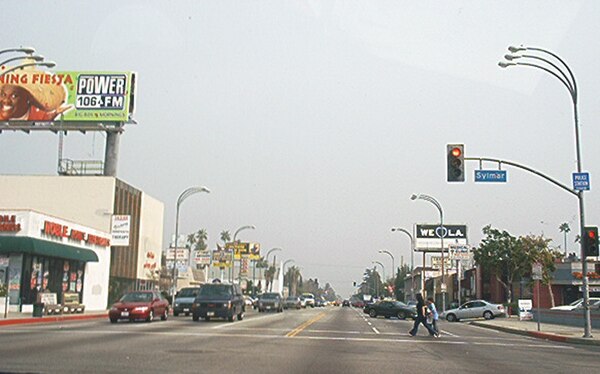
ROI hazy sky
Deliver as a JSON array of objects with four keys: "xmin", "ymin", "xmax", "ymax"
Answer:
[{"xmin": 2, "ymin": 1, "xmax": 599, "ymax": 297}]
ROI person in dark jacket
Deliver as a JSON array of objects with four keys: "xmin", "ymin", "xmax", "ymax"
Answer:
[{"xmin": 408, "ymin": 293, "xmax": 437, "ymax": 337}]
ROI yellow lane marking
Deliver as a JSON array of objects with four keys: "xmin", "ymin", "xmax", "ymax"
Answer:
[{"xmin": 286, "ymin": 312, "xmax": 327, "ymax": 337}]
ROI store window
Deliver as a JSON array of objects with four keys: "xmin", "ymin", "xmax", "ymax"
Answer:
[{"xmin": 21, "ymin": 255, "xmax": 85, "ymax": 304}]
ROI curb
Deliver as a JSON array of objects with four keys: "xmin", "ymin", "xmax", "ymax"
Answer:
[
  {"xmin": 470, "ymin": 321, "xmax": 600, "ymax": 347},
  {"xmin": 0, "ymin": 313, "xmax": 107, "ymax": 327}
]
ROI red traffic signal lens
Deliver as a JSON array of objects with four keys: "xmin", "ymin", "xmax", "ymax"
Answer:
[
  {"xmin": 589, "ymin": 231, "xmax": 597, "ymax": 239},
  {"xmin": 451, "ymin": 147, "xmax": 462, "ymax": 157}
]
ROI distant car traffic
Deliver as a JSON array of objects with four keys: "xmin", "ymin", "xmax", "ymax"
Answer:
[
  {"xmin": 342, "ymin": 300, "xmax": 350, "ymax": 307},
  {"xmin": 302, "ymin": 293, "xmax": 315, "ymax": 308},
  {"xmin": 191, "ymin": 283, "xmax": 245, "ymax": 322},
  {"xmin": 283, "ymin": 296, "xmax": 302, "ymax": 309},
  {"xmin": 550, "ymin": 297, "xmax": 600, "ymax": 311},
  {"xmin": 109, "ymin": 291, "xmax": 169, "ymax": 323},
  {"xmin": 363, "ymin": 300, "xmax": 416, "ymax": 320},
  {"xmin": 258, "ymin": 292, "xmax": 283, "ymax": 312},
  {"xmin": 443, "ymin": 300, "xmax": 506, "ymax": 322},
  {"xmin": 173, "ymin": 287, "xmax": 202, "ymax": 316}
]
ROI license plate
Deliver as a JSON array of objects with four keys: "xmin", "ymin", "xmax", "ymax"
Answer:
[
  {"xmin": 266, "ymin": 306, "xmax": 271, "ymax": 309},
  {"xmin": 183, "ymin": 308, "xmax": 189, "ymax": 312},
  {"xmin": 207, "ymin": 311, "xmax": 214, "ymax": 317},
  {"xmin": 121, "ymin": 311, "xmax": 129, "ymax": 317}
]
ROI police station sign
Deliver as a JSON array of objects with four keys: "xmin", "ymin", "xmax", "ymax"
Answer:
[{"xmin": 415, "ymin": 224, "xmax": 468, "ymax": 252}]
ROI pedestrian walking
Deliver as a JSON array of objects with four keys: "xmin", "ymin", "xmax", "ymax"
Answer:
[
  {"xmin": 408, "ymin": 293, "xmax": 437, "ymax": 337},
  {"xmin": 426, "ymin": 297, "xmax": 440, "ymax": 337}
]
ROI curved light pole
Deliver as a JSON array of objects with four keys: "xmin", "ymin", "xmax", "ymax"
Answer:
[
  {"xmin": 378, "ymin": 250, "xmax": 395, "ymax": 281},
  {"xmin": 391, "ymin": 227, "xmax": 416, "ymax": 300},
  {"xmin": 411, "ymin": 193, "xmax": 446, "ymax": 312},
  {"xmin": 500, "ymin": 46, "xmax": 591, "ymax": 338},
  {"xmin": 264, "ymin": 247, "xmax": 282, "ymax": 293},
  {"xmin": 172, "ymin": 186, "xmax": 210, "ymax": 307},
  {"xmin": 0, "ymin": 47, "xmax": 35, "ymax": 56},
  {"xmin": 233, "ymin": 225, "xmax": 256, "ymax": 284},
  {"xmin": 372, "ymin": 261, "xmax": 385, "ymax": 298},
  {"xmin": 0, "ymin": 61, "xmax": 56, "ymax": 78},
  {"xmin": 282, "ymin": 259, "xmax": 295, "ymax": 295}
]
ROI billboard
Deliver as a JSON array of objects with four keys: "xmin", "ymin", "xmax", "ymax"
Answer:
[
  {"xmin": 111, "ymin": 215, "xmax": 130, "ymax": 246},
  {"xmin": 212, "ymin": 250, "xmax": 233, "ymax": 268},
  {"xmin": 415, "ymin": 224, "xmax": 468, "ymax": 252},
  {"xmin": 226, "ymin": 242, "xmax": 261, "ymax": 260},
  {"xmin": 0, "ymin": 66, "xmax": 136, "ymax": 123}
]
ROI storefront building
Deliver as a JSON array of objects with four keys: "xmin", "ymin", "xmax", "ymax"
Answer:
[
  {"xmin": 0, "ymin": 210, "xmax": 110, "ymax": 312},
  {"xmin": 0, "ymin": 175, "xmax": 164, "ymax": 311}
]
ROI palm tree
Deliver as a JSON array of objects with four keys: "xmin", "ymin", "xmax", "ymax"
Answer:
[
  {"xmin": 285, "ymin": 266, "xmax": 302, "ymax": 296},
  {"xmin": 196, "ymin": 229, "xmax": 208, "ymax": 251},
  {"xmin": 559, "ymin": 223, "xmax": 570, "ymax": 256},
  {"xmin": 220, "ymin": 230, "xmax": 231, "ymax": 244}
]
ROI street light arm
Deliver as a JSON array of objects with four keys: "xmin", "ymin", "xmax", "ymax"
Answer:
[
  {"xmin": 0, "ymin": 62, "xmax": 56, "ymax": 77},
  {"xmin": 510, "ymin": 61, "xmax": 575, "ymax": 103},
  {"xmin": 233, "ymin": 225, "xmax": 256, "ymax": 242},
  {"xmin": 522, "ymin": 46, "xmax": 578, "ymax": 97},
  {"xmin": 177, "ymin": 186, "xmax": 210, "ymax": 207},
  {"xmin": 266, "ymin": 247, "xmax": 282, "ymax": 262},
  {"xmin": 506, "ymin": 53, "xmax": 574, "ymax": 94},
  {"xmin": 0, "ymin": 47, "xmax": 35, "ymax": 55},
  {"xmin": 0, "ymin": 55, "xmax": 44, "ymax": 67}
]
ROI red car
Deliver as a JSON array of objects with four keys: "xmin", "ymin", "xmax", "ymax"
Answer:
[{"xmin": 109, "ymin": 291, "xmax": 169, "ymax": 323}]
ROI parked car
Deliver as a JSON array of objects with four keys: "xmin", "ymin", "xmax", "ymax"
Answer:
[
  {"xmin": 283, "ymin": 296, "xmax": 301, "ymax": 309},
  {"xmin": 443, "ymin": 300, "xmax": 506, "ymax": 322},
  {"xmin": 550, "ymin": 297, "xmax": 600, "ymax": 311},
  {"xmin": 351, "ymin": 299, "xmax": 365, "ymax": 308},
  {"xmin": 342, "ymin": 300, "xmax": 350, "ymax": 307},
  {"xmin": 173, "ymin": 287, "xmax": 202, "ymax": 316},
  {"xmin": 191, "ymin": 283, "xmax": 245, "ymax": 322},
  {"xmin": 363, "ymin": 300, "xmax": 416, "ymax": 320},
  {"xmin": 109, "ymin": 291, "xmax": 169, "ymax": 323},
  {"xmin": 258, "ymin": 292, "xmax": 283, "ymax": 312}
]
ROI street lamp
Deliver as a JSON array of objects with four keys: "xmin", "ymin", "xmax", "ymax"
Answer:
[
  {"xmin": 411, "ymin": 193, "xmax": 446, "ymax": 312},
  {"xmin": 378, "ymin": 250, "xmax": 395, "ymax": 281},
  {"xmin": 391, "ymin": 227, "xmax": 416, "ymax": 300},
  {"xmin": 500, "ymin": 45, "xmax": 591, "ymax": 338},
  {"xmin": 0, "ymin": 47, "xmax": 35, "ymax": 55},
  {"xmin": 0, "ymin": 61, "xmax": 56, "ymax": 78},
  {"xmin": 263, "ymin": 248, "xmax": 282, "ymax": 294},
  {"xmin": 172, "ymin": 186, "xmax": 210, "ymax": 307},
  {"xmin": 233, "ymin": 225, "xmax": 256, "ymax": 284},
  {"xmin": 372, "ymin": 261, "xmax": 385, "ymax": 298}
]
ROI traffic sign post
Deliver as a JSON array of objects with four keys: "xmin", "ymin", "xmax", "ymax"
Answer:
[{"xmin": 573, "ymin": 172, "xmax": 590, "ymax": 191}]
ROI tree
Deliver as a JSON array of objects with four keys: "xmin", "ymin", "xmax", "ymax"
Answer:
[
  {"xmin": 265, "ymin": 265, "xmax": 276, "ymax": 292},
  {"xmin": 558, "ymin": 222, "xmax": 570, "ymax": 256},
  {"xmin": 393, "ymin": 264, "xmax": 411, "ymax": 301},
  {"xmin": 521, "ymin": 234, "xmax": 563, "ymax": 307},
  {"xmin": 472, "ymin": 225, "xmax": 530, "ymax": 304},
  {"xmin": 284, "ymin": 266, "xmax": 302, "ymax": 296},
  {"xmin": 187, "ymin": 228, "xmax": 208, "ymax": 252},
  {"xmin": 220, "ymin": 230, "xmax": 231, "ymax": 244}
]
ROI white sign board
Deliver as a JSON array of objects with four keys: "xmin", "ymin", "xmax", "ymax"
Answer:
[
  {"xmin": 518, "ymin": 299, "xmax": 533, "ymax": 321},
  {"xmin": 165, "ymin": 247, "xmax": 189, "ymax": 261},
  {"xmin": 448, "ymin": 244, "xmax": 471, "ymax": 260},
  {"xmin": 532, "ymin": 263, "xmax": 543, "ymax": 280},
  {"xmin": 194, "ymin": 251, "xmax": 211, "ymax": 265},
  {"xmin": 111, "ymin": 215, "xmax": 131, "ymax": 246}
]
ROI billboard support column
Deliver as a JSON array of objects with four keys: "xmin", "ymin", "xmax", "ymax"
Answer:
[{"xmin": 104, "ymin": 129, "xmax": 121, "ymax": 177}]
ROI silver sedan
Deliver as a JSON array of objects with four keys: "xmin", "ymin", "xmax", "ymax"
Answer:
[{"xmin": 442, "ymin": 300, "xmax": 506, "ymax": 322}]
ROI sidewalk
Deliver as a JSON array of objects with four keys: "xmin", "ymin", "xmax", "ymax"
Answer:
[
  {"xmin": 470, "ymin": 317, "xmax": 600, "ymax": 346},
  {"xmin": 0, "ymin": 310, "xmax": 107, "ymax": 326}
]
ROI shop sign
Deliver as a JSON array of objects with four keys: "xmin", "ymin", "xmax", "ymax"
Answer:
[
  {"xmin": 0, "ymin": 215, "xmax": 21, "ymax": 232},
  {"xmin": 212, "ymin": 250, "xmax": 233, "ymax": 268},
  {"xmin": 194, "ymin": 251, "xmax": 211, "ymax": 266},
  {"xmin": 111, "ymin": 215, "xmax": 131, "ymax": 246},
  {"xmin": 518, "ymin": 299, "xmax": 533, "ymax": 321},
  {"xmin": 41, "ymin": 220, "xmax": 110, "ymax": 247},
  {"xmin": 165, "ymin": 247, "xmax": 189, "ymax": 261},
  {"xmin": 226, "ymin": 242, "xmax": 261, "ymax": 260}
]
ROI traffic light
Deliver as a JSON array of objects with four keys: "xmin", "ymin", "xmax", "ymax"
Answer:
[
  {"xmin": 447, "ymin": 144, "xmax": 465, "ymax": 182},
  {"xmin": 584, "ymin": 226, "xmax": 599, "ymax": 257}
]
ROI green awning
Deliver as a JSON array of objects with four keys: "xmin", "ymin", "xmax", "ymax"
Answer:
[{"xmin": 0, "ymin": 236, "xmax": 99, "ymax": 262}]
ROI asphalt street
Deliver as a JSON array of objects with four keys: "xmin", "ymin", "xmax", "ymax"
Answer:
[{"xmin": 0, "ymin": 307, "xmax": 598, "ymax": 373}]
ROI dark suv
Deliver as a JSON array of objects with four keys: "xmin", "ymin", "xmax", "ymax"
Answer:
[
  {"xmin": 191, "ymin": 283, "xmax": 245, "ymax": 322},
  {"xmin": 257, "ymin": 292, "xmax": 283, "ymax": 313}
]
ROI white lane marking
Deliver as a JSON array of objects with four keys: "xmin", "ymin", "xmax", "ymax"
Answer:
[
  {"xmin": 440, "ymin": 330, "xmax": 459, "ymax": 337},
  {"xmin": 211, "ymin": 312, "xmax": 284, "ymax": 329},
  {"xmin": 0, "ymin": 328, "xmax": 576, "ymax": 349},
  {"xmin": 372, "ymin": 327, "xmax": 380, "ymax": 334}
]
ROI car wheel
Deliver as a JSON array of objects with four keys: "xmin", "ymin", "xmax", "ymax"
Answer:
[
  {"xmin": 228, "ymin": 314, "xmax": 235, "ymax": 322},
  {"xmin": 109, "ymin": 318, "xmax": 118, "ymax": 324},
  {"xmin": 446, "ymin": 313, "xmax": 457, "ymax": 322},
  {"xmin": 173, "ymin": 312, "xmax": 179, "ymax": 317},
  {"xmin": 238, "ymin": 311, "xmax": 244, "ymax": 321},
  {"xmin": 204, "ymin": 317, "xmax": 210, "ymax": 321},
  {"xmin": 161, "ymin": 308, "xmax": 168, "ymax": 321},
  {"xmin": 397, "ymin": 312, "xmax": 406, "ymax": 320},
  {"xmin": 483, "ymin": 311, "xmax": 494, "ymax": 320},
  {"xmin": 369, "ymin": 309, "xmax": 377, "ymax": 318},
  {"xmin": 192, "ymin": 314, "xmax": 199, "ymax": 322},
  {"xmin": 146, "ymin": 309, "xmax": 154, "ymax": 322}
]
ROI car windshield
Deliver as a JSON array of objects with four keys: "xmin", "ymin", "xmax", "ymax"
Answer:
[
  {"xmin": 198, "ymin": 285, "xmax": 232, "ymax": 297},
  {"xmin": 261, "ymin": 293, "xmax": 279, "ymax": 299},
  {"xmin": 393, "ymin": 301, "xmax": 407, "ymax": 307},
  {"xmin": 120, "ymin": 292, "xmax": 152, "ymax": 303},
  {"xmin": 178, "ymin": 288, "xmax": 201, "ymax": 297},
  {"xmin": 569, "ymin": 299, "xmax": 583, "ymax": 306}
]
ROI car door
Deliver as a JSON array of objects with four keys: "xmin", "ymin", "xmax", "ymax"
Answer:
[
  {"xmin": 458, "ymin": 301, "xmax": 474, "ymax": 319},
  {"xmin": 470, "ymin": 301, "xmax": 486, "ymax": 318}
]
